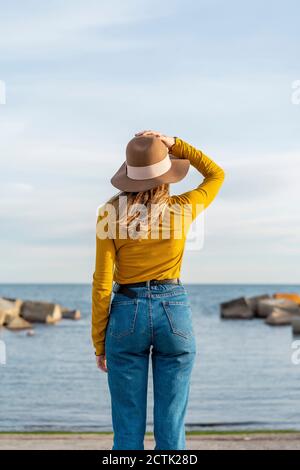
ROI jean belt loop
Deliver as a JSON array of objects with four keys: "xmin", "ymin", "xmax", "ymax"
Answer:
[{"xmin": 146, "ymin": 280, "xmax": 150, "ymax": 290}]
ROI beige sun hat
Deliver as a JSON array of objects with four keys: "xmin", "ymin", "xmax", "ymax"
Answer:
[{"xmin": 110, "ymin": 135, "xmax": 190, "ymax": 192}]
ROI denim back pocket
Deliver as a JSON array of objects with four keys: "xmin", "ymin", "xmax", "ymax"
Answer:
[
  {"xmin": 162, "ymin": 300, "xmax": 194, "ymax": 339},
  {"xmin": 109, "ymin": 298, "xmax": 139, "ymax": 338}
]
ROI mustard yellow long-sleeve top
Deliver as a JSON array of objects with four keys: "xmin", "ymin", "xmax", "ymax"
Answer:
[{"xmin": 91, "ymin": 137, "xmax": 225, "ymax": 355}]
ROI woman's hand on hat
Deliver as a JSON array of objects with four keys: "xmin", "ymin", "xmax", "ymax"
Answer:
[{"xmin": 135, "ymin": 130, "xmax": 175, "ymax": 150}]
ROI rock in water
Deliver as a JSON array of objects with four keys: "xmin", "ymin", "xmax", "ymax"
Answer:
[
  {"xmin": 246, "ymin": 294, "xmax": 271, "ymax": 316},
  {"xmin": 6, "ymin": 316, "xmax": 33, "ymax": 330},
  {"xmin": 0, "ymin": 310, "xmax": 5, "ymax": 327},
  {"xmin": 26, "ymin": 329, "xmax": 35, "ymax": 336},
  {"xmin": 257, "ymin": 298, "xmax": 300, "ymax": 318},
  {"xmin": 20, "ymin": 301, "xmax": 62, "ymax": 324},
  {"xmin": 265, "ymin": 308, "xmax": 298, "ymax": 326},
  {"xmin": 292, "ymin": 317, "xmax": 300, "ymax": 335},
  {"xmin": 0, "ymin": 298, "xmax": 23, "ymax": 324},
  {"xmin": 61, "ymin": 308, "xmax": 81, "ymax": 320},
  {"xmin": 220, "ymin": 297, "xmax": 254, "ymax": 319}
]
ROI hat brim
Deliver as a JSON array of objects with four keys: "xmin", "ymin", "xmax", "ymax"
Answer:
[{"xmin": 110, "ymin": 157, "xmax": 190, "ymax": 192}]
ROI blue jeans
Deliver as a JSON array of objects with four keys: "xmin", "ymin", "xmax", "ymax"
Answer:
[{"xmin": 105, "ymin": 281, "xmax": 196, "ymax": 450}]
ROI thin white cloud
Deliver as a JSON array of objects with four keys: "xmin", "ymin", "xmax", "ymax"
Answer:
[{"xmin": 0, "ymin": 0, "xmax": 170, "ymax": 57}]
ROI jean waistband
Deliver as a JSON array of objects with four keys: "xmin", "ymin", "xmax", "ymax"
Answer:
[
  {"xmin": 117, "ymin": 278, "xmax": 181, "ymax": 288},
  {"xmin": 112, "ymin": 280, "xmax": 186, "ymax": 298}
]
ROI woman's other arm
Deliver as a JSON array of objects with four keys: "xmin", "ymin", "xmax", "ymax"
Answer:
[
  {"xmin": 170, "ymin": 137, "xmax": 225, "ymax": 219},
  {"xmin": 91, "ymin": 207, "xmax": 116, "ymax": 368}
]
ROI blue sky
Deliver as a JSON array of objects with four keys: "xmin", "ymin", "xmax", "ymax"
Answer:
[{"xmin": 0, "ymin": 0, "xmax": 300, "ymax": 283}]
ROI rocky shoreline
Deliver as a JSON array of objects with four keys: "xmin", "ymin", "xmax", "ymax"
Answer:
[
  {"xmin": 220, "ymin": 292, "xmax": 300, "ymax": 334},
  {"xmin": 0, "ymin": 297, "xmax": 80, "ymax": 333}
]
